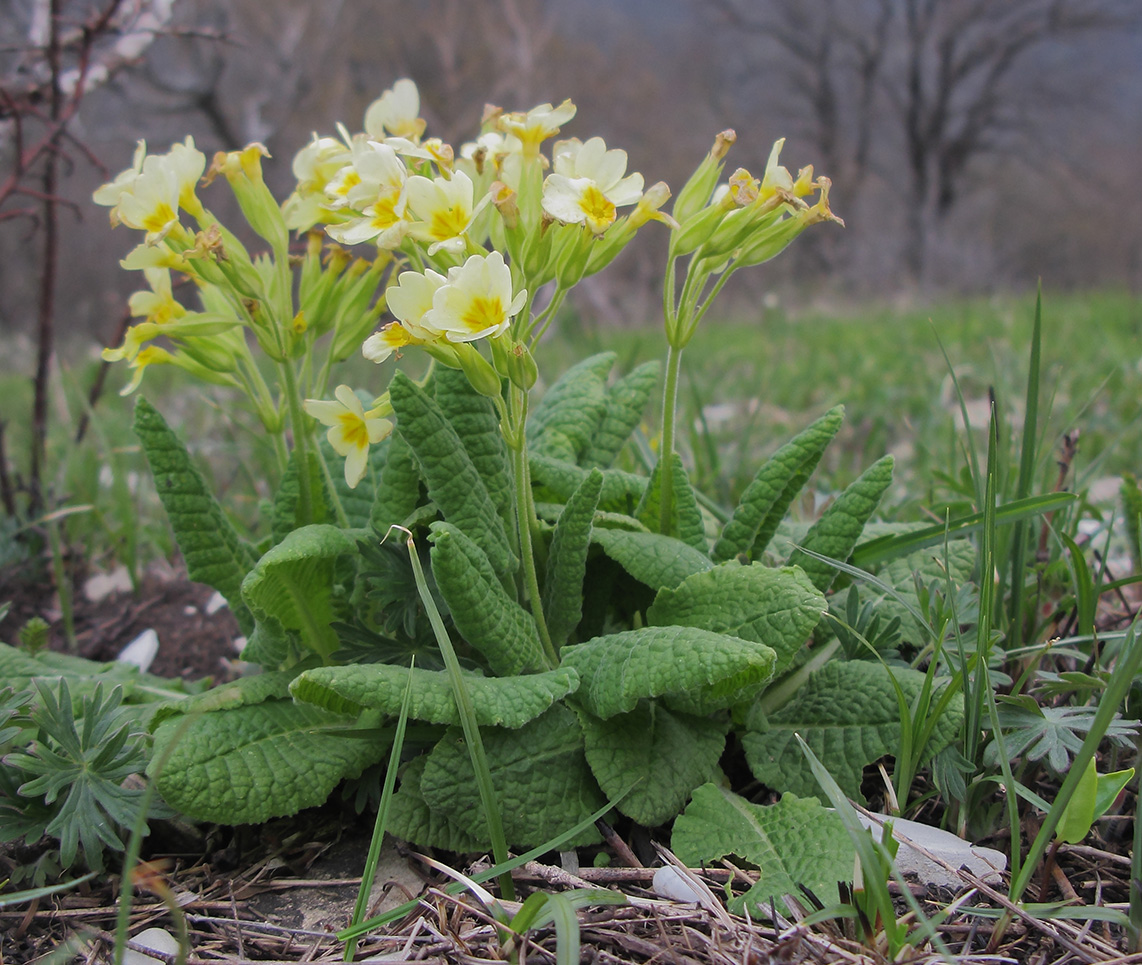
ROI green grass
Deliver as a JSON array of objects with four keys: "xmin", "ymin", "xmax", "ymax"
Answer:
[
  {"xmin": 538, "ymin": 290, "xmax": 1142, "ymax": 517},
  {"xmin": 2, "ymin": 289, "xmax": 1138, "ymax": 571}
]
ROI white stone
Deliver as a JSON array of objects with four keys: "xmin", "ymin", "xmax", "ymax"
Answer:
[
  {"xmin": 205, "ymin": 591, "xmax": 229, "ymax": 615},
  {"xmin": 116, "ymin": 628, "xmax": 159, "ymax": 674},
  {"xmin": 653, "ymin": 865, "xmax": 705, "ymax": 904},
  {"xmin": 83, "ymin": 566, "xmax": 132, "ymax": 602},
  {"xmin": 855, "ymin": 812, "xmax": 1006, "ymax": 888},
  {"xmin": 122, "ymin": 926, "xmax": 180, "ymax": 965}
]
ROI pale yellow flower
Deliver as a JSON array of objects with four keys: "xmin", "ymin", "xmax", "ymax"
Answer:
[
  {"xmin": 405, "ymin": 170, "xmax": 488, "ymax": 254},
  {"xmin": 127, "ymin": 268, "xmax": 186, "ymax": 325},
  {"xmin": 497, "ymin": 99, "xmax": 576, "ymax": 156},
  {"xmin": 424, "ymin": 251, "xmax": 526, "ymax": 343},
  {"xmin": 364, "ymin": 79, "xmax": 427, "ymax": 142},
  {"xmin": 303, "ymin": 384, "xmax": 393, "ymax": 488}
]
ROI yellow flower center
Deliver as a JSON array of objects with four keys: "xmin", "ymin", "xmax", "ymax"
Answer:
[
  {"xmin": 578, "ymin": 184, "xmax": 616, "ymax": 231},
  {"xmin": 332, "ymin": 171, "xmax": 361, "ymax": 196},
  {"xmin": 429, "ymin": 204, "xmax": 470, "ymax": 241},
  {"xmin": 143, "ymin": 202, "xmax": 177, "ymax": 234},
  {"xmin": 338, "ymin": 412, "xmax": 370, "ymax": 449},
  {"xmin": 370, "ymin": 193, "xmax": 402, "ymax": 229},
  {"xmin": 460, "ymin": 295, "xmax": 505, "ymax": 334}
]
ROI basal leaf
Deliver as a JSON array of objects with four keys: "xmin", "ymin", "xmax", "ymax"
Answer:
[
  {"xmin": 291, "ymin": 663, "xmax": 579, "ymax": 729},
  {"xmin": 590, "ymin": 528, "xmax": 713, "ymax": 591},
  {"xmin": 647, "ymin": 564, "xmax": 826, "ymax": 678},
  {"xmin": 580, "ymin": 702, "xmax": 728, "ymax": 826},
  {"xmin": 530, "ymin": 453, "xmax": 647, "ymax": 514},
  {"xmin": 743, "ymin": 660, "xmax": 963, "ymax": 800},
  {"xmin": 672, "ymin": 783, "xmax": 852, "ymax": 912},
  {"xmin": 543, "ymin": 469, "xmax": 603, "ymax": 649},
  {"xmin": 150, "ymin": 700, "xmax": 384, "ymax": 825},
  {"xmin": 240, "ymin": 524, "xmax": 357, "ymax": 662},
  {"xmin": 854, "ymin": 539, "xmax": 976, "ymax": 645},
  {"xmin": 636, "ymin": 453, "xmax": 707, "ymax": 552},
  {"xmin": 582, "ymin": 360, "xmax": 661, "ymax": 469},
  {"xmin": 149, "ymin": 668, "xmax": 297, "ymax": 730},
  {"xmin": 433, "ymin": 366, "xmax": 514, "ymax": 530},
  {"xmin": 370, "ymin": 432, "xmax": 422, "ymax": 535},
  {"xmin": 133, "ymin": 397, "xmax": 256, "ymax": 634},
  {"xmin": 419, "ymin": 705, "xmax": 604, "ymax": 849},
  {"xmin": 387, "ymin": 755, "xmax": 483, "ymax": 852},
  {"xmin": 713, "ymin": 406, "xmax": 844, "ymax": 563},
  {"xmin": 561, "ymin": 625, "xmax": 776, "ymax": 719},
  {"xmin": 390, "ymin": 371, "xmax": 516, "ymax": 577},
  {"xmin": 786, "ymin": 455, "xmax": 894, "ymax": 592},
  {"xmin": 429, "ymin": 522, "xmax": 546, "ymax": 676},
  {"xmin": 528, "ymin": 352, "xmax": 614, "ymax": 461}
]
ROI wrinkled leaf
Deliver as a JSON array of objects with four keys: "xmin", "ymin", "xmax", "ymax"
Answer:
[
  {"xmin": 672, "ymin": 783, "xmax": 852, "ymax": 913},
  {"xmin": 648, "ymin": 563, "xmax": 825, "ymax": 678},
  {"xmin": 291, "ymin": 663, "xmax": 579, "ymax": 729},
  {"xmin": 562, "ymin": 625, "xmax": 776, "ymax": 719},
  {"xmin": 580, "ymin": 702, "xmax": 727, "ymax": 826},
  {"xmin": 419, "ymin": 705, "xmax": 604, "ymax": 849},
  {"xmin": 591, "ymin": 528, "xmax": 712, "ymax": 591}
]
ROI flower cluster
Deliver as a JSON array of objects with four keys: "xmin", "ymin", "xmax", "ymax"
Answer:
[{"xmin": 93, "ymin": 77, "xmax": 841, "ymax": 491}]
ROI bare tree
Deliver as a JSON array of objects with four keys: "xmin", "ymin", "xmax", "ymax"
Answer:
[{"xmin": 706, "ymin": 0, "xmax": 1139, "ymax": 284}]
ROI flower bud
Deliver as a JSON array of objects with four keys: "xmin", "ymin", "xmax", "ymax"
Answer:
[
  {"xmin": 207, "ymin": 144, "xmax": 289, "ymax": 254},
  {"xmin": 672, "ymin": 129, "xmax": 735, "ymax": 225},
  {"xmin": 453, "ymin": 341, "xmax": 504, "ymax": 398}
]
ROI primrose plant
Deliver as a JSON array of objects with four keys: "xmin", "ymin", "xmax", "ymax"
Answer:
[{"xmin": 94, "ymin": 78, "xmax": 960, "ymax": 898}]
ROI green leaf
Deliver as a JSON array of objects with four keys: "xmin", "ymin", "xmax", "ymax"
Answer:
[
  {"xmin": 647, "ymin": 564, "xmax": 826, "ymax": 678},
  {"xmin": 636, "ymin": 453, "xmax": 707, "ymax": 552},
  {"xmin": 1056, "ymin": 757, "xmax": 1098, "ymax": 845},
  {"xmin": 419, "ymin": 705, "xmax": 605, "ymax": 849},
  {"xmin": 580, "ymin": 702, "xmax": 727, "ymax": 826},
  {"xmin": 786, "ymin": 455, "xmax": 894, "ymax": 592},
  {"xmin": 150, "ymin": 699, "xmax": 385, "ymax": 825},
  {"xmin": 672, "ymin": 783, "xmax": 852, "ymax": 913},
  {"xmin": 590, "ymin": 528, "xmax": 713, "ymax": 591},
  {"xmin": 561, "ymin": 625, "xmax": 776, "ymax": 719},
  {"xmin": 530, "ymin": 453, "xmax": 647, "ymax": 513},
  {"xmin": 133, "ymin": 397, "xmax": 256, "ymax": 634},
  {"xmin": 429, "ymin": 522, "xmax": 546, "ymax": 676},
  {"xmin": 433, "ymin": 366, "xmax": 514, "ymax": 530},
  {"xmin": 149, "ymin": 668, "xmax": 297, "ymax": 730},
  {"xmin": 528, "ymin": 352, "xmax": 615, "ymax": 461},
  {"xmin": 387, "ymin": 755, "xmax": 483, "ymax": 852},
  {"xmin": 743, "ymin": 660, "xmax": 963, "ymax": 800},
  {"xmin": 370, "ymin": 432, "xmax": 422, "ymax": 535},
  {"xmin": 582, "ymin": 360, "xmax": 660, "ymax": 469},
  {"xmin": 544, "ymin": 469, "xmax": 603, "ymax": 648},
  {"xmin": 390, "ymin": 370, "xmax": 516, "ymax": 576},
  {"xmin": 713, "ymin": 406, "xmax": 844, "ymax": 563},
  {"xmin": 849, "ymin": 539, "xmax": 976, "ymax": 645},
  {"xmin": 240, "ymin": 524, "xmax": 356, "ymax": 662},
  {"xmin": 291, "ymin": 663, "xmax": 580, "ymax": 728}
]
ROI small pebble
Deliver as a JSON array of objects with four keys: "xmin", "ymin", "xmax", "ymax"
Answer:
[
  {"xmin": 122, "ymin": 926, "xmax": 179, "ymax": 965},
  {"xmin": 116, "ymin": 628, "xmax": 159, "ymax": 674},
  {"xmin": 653, "ymin": 865, "xmax": 704, "ymax": 904}
]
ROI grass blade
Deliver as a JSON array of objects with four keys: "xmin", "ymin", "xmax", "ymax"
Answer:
[{"xmin": 344, "ymin": 656, "xmax": 416, "ymax": 961}]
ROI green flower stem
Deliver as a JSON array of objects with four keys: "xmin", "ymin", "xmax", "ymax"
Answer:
[
  {"xmin": 506, "ymin": 388, "xmax": 557, "ymax": 668},
  {"xmin": 402, "ymin": 530, "xmax": 515, "ymax": 900},
  {"xmin": 657, "ymin": 340, "xmax": 683, "ymax": 536},
  {"xmin": 280, "ymin": 360, "xmax": 314, "ymax": 526}
]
